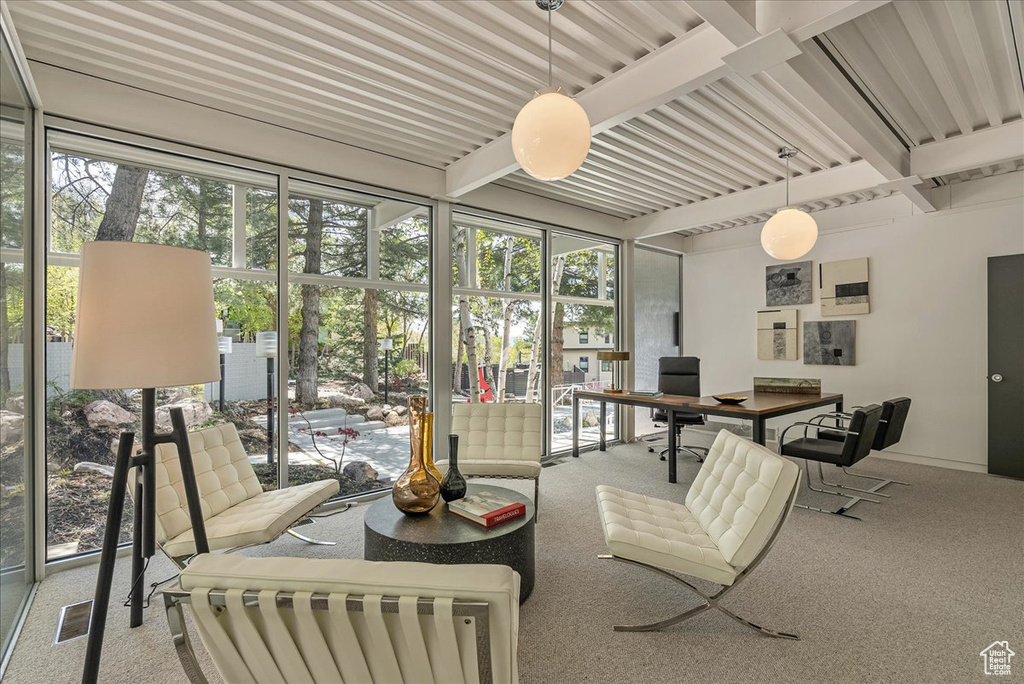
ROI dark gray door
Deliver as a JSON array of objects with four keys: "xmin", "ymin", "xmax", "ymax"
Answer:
[{"xmin": 988, "ymin": 254, "xmax": 1024, "ymax": 479}]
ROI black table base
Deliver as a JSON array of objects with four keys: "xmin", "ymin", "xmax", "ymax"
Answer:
[{"xmin": 363, "ymin": 484, "xmax": 535, "ymax": 603}]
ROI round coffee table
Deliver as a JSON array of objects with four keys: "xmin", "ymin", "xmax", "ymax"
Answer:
[{"xmin": 363, "ymin": 483, "xmax": 535, "ymax": 603}]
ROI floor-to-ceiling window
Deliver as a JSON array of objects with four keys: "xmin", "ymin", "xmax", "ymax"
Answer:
[
  {"xmin": 286, "ymin": 180, "xmax": 430, "ymax": 491},
  {"xmin": 44, "ymin": 133, "xmax": 279, "ymax": 560},
  {"xmin": 550, "ymin": 233, "xmax": 618, "ymax": 452},
  {"xmin": 451, "ymin": 212, "xmax": 544, "ymax": 418},
  {"xmin": 0, "ymin": 32, "xmax": 34, "ymax": 661}
]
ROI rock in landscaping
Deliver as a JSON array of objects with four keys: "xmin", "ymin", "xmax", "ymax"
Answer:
[
  {"xmin": 74, "ymin": 461, "xmax": 115, "ymax": 478},
  {"xmin": 385, "ymin": 411, "xmax": 403, "ymax": 427},
  {"xmin": 1, "ymin": 410, "xmax": 24, "ymax": 445},
  {"xmin": 382, "ymin": 404, "xmax": 392, "ymax": 412},
  {"xmin": 156, "ymin": 399, "xmax": 212, "ymax": 430},
  {"xmin": 342, "ymin": 461, "xmax": 379, "ymax": 483},
  {"xmin": 394, "ymin": 405, "xmax": 407, "ymax": 416},
  {"xmin": 84, "ymin": 400, "xmax": 132, "ymax": 429},
  {"xmin": 4, "ymin": 395, "xmax": 24, "ymax": 414},
  {"xmin": 554, "ymin": 416, "xmax": 572, "ymax": 432},
  {"xmin": 582, "ymin": 411, "xmax": 599, "ymax": 428},
  {"xmin": 110, "ymin": 434, "xmax": 144, "ymax": 456},
  {"xmin": 350, "ymin": 383, "xmax": 375, "ymax": 401},
  {"xmin": 366, "ymin": 406, "xmax": 384, "ymax": 421}
]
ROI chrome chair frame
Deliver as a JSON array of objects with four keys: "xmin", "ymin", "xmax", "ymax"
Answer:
[
  {"xmin": 778, "ymin": 422, "xmax": 881, "ymax": 520},
  {"xmin": 164, "ymin": 587, "xmax": 494, "ymax": 684},
  {"xmin": 598, "ymin": 478, "xmax": 801, "ymax": 640},
  {"xmin": 170, "ymin": 515, "xmax": 335, "ymax": 570}
]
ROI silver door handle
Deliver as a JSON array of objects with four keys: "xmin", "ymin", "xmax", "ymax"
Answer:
[{"xmin": 990, "ymin": 373, "xmax": 1003, "ymax": 383}]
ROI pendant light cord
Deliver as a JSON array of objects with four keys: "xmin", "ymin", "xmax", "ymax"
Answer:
[
  {"xmin": 785, "ymin": 154, "xmax": 790, "ymax": 207},
  {"xmin": 547, "ymin": 4, "xmax": 553, "ymax": 88}
]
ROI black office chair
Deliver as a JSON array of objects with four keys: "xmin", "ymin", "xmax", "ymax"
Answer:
[
  {"xmin": 778, "ymin": 404, "xmax": 883, "ymax": 519},
  {"xmin": 810, "ymin": 397, "xmax": 912, "ymax": 496},
  {"xmin": 645, "ymin": 357, "xmax": 709, "ymax": 463}
]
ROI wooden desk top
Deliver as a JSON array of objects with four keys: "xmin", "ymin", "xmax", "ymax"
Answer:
[{"xmin": 573, "ymin": 388, "xmax": 843, "ymax": 417}]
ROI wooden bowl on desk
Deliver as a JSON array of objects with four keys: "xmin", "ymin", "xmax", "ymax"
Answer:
[{"xmin": 712, "ymin": 394, "xmax": 748, "ymax": 405}]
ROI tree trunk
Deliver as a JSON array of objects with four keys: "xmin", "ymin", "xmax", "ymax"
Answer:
[
  {"xmin": 497, "ymin": 239, "xmax": 513, "ymax": 402},
  {"xmin": 479, "ymin": 301, "xmax": 493, "ymax": 393},
  {"xmin": 362, "ymin": 289, "xmax": 379, "ymax": 391},
  {"xmin": 552, "ymin": 302, "xmax": 565, "ymax": 385},
  {"xmin": 0, "ymin": 265, "xmax": 9, "ymax": 396},
  {"xmin": 295, "ymin": 199, "xmax": 323, "ymax": 408},
  {"xmin": 95, "ymin": 164, "xmax": 149, "ymax": 241},
  {"xmin": 527, "ymin": 256, "xmax": 564, "ymax": 401}
]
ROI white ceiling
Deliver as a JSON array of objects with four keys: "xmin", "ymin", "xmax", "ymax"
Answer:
[{"xmin": 8, "ymin": 0, "xmax": 1024, "ymax": 236}]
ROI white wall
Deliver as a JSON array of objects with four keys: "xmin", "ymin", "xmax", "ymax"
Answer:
[{"xmin": 682, "ymin": 172, "xmax": 1024, "ymax": 472}]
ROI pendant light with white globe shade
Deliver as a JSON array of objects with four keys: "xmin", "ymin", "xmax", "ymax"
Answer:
[
  {"xmin": 760, "ymin": 148, "xmax": 818, "ymax": 260},
  {"xmin": 511, "ymin": 0, "xmax": 591, "ymax": 181}
]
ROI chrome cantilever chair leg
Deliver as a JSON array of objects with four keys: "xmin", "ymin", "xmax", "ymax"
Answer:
[
  {"xmin": 818, "ymin": 466, "xmax": 892, "ymax": 498},
  {"xmin": 841, "ymin": 467, "xmax": 911, "ymax": 493},
  {"xmin": 286, "ymin": 517, "xmax": 336, "ymax": 546},
  {"xmin": 795, "ymin": 461, "xmax": 880, "ymax": 520}
]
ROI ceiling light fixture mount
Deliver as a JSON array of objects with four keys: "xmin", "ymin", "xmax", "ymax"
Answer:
[
  {"xmin": 760, "ymin": 147, "xmax": 818, "ymax": 261},
  {"xmin": 512, "ymin": 0, "xmax": 591, "ymax": 181}
]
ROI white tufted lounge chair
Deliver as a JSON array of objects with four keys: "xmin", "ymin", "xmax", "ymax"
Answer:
[
  {"xmin": 441, "ymin": 403, "xmax": 543, "ymax": 515},
  {"xmin": 147, "ymin": 422, "xmax": 339, "ymax": 566},
  {"xmin": 595, "ymin": 429, "xmax": 801, "ymax": 638},
  {"xmin": 164, "ymin": 554, "xmax": 520, "ymax": 684}
]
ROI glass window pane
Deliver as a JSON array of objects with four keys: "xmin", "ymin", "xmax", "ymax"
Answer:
[
  {"xmin": 380, "ymin": 209, "xmax": 429, "ymax": 285},
  {"xmin": 287, "ymin": 284, "xmax": 429, "ymax": 494},
  {"xmin": 45, "ymin": 139, "xmax": 278, "ymax": 560},
  {"xmin": 288, "ymin": 195, "xmax": 368, "ymax": 278}
]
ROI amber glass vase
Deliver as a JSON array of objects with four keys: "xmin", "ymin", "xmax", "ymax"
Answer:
[{"xmin": 392, "ymin": 397, "xmax": 440, "ymax": 514}]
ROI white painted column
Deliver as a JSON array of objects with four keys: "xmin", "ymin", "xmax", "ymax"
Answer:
[
  {"xmin": 431, "ymin": 202, "xmax": 453, "ymax": 457},
  {"xmin": 620, "ymin": 239, "xmax": 636, "ymax": 443}
]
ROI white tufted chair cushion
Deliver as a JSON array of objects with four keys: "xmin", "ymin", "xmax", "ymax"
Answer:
[
  {"xmin": 439, "ymin": 403, "xmax": 542, "ymax": 479},
  {"xmin": 149, "ymin": 423, "xmax": 339, "ymax": 558},
  {"xmin": 684, "ymin": 429, "xmax": 799, "ymax": 567},
  {"xmin": 596, "ymin": 430, "xmax": 798, "ymax": 586}
]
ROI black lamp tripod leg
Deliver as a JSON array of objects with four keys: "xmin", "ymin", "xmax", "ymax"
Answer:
[{"xmin": 82, "ymin": 431, "xmax": 137, "ymax": 684}]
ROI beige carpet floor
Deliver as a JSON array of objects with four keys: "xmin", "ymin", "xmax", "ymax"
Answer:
[{"xmin": 4, "ymin": 436, "xmax": 1023, "ymax": 684}]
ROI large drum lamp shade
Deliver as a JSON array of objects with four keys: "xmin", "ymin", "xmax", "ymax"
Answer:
[
  {"xmin": 760, "ymin": 208, "xmax": 818, "ymax": 261},
  {"xmin": 71, "ymin": 242, "xmax": 220, "ymax": 390},
  {"xmin": 512, "ymin": 90, "xmax": 591, "ymax": 181}
]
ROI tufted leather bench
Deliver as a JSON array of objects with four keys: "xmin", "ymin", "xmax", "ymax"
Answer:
[{"xmin": 148, "ymin": 423, "xmax": 339, "ymax": 562}]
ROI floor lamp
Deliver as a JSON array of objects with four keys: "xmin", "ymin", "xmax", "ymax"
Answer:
[{"xmin": 71, "ymin": 242, "xmax": 220, "ymax": 684}]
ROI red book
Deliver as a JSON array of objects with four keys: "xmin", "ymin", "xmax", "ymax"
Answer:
[{"xmin": 448, "ymin": 490, "xmax": 527, "ymax": 527}]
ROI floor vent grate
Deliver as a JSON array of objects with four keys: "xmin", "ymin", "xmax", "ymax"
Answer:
[{"xmin": 54, "ymin": 600, "xmax": 92, "ymax": 644}]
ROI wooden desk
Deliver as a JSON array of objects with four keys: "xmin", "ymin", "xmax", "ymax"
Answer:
[{"xmin": 572, "ymin": 389, "xmax": 844, "ymax": 483}]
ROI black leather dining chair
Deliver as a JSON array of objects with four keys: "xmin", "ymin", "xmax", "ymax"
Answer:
[
  {"xmin": 812, "ymin": 397, "xmax": 912, "ymax": 495},
  {"xmin": 778, "ymin": 404, "xmax": 883, "ymax": 519},
  {"xmin": 646, "ymin": 356, "xmax": 709, "ymax": 463}
]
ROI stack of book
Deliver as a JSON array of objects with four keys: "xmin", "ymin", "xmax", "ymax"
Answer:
[
  {"xmin": 627, "ymin": 389, "xmax": 664, "ymax": 398},
  {"xmin": 448, "ymin": 490, "xmax": 526, "ymax": 527}
]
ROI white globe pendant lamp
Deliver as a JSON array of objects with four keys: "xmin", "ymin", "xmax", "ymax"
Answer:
[
  {"xmin": 761, "ymin": 148, "xmax": 818, "ymax": 260},
  {"xmin": 511, "ymin": 0, "xmax": 591, "ymax": 181}
]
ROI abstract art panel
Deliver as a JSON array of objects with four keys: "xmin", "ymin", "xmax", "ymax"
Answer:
[
  {"xmin": 820, "ymin": 257, "xmax": 869, "ymax": 316},
  {"xmin": 804, "ymin": 320, "xmax": 856, "ymax": 366},
  {"xmin": 766, "ymin": 260, "xmax": 812, "ymax": 306},
  {"xmin": 757, "ymin": 309, "xmax": 798, "ymax": 360}
]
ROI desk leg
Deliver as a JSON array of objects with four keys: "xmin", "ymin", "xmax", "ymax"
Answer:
[
  {"xmin": 835, "ymin": 399, "xmax": 844, "ymax": 428},
  {"xmin": 599, "ymin": 401, "xmax": 607, "ymax": 452},
  {"xmin": 572, "ymin": 394, "xmax": 580, "ymax": 458},
  {"xmin": 753, "ymin": 417, "xmax": 766, "ymax": 446},
  {"xmin": 668, "ymin": 410, "xmax": 677, "ymax": 484}
]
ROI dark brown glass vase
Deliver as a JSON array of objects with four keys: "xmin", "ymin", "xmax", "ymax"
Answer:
[{"xmin": 392, "ymin": 396, "xmax": 440, "ymax": 515}]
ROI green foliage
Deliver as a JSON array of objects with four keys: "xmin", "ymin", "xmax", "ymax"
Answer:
[{"xmin": 46, "ymin": 266, "xmax": 79, "ymax": 339}]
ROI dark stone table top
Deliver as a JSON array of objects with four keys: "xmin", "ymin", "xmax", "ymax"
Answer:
[{"xmin": 364, "ymin": 483, "xmax": 534, "ymax": 544}]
